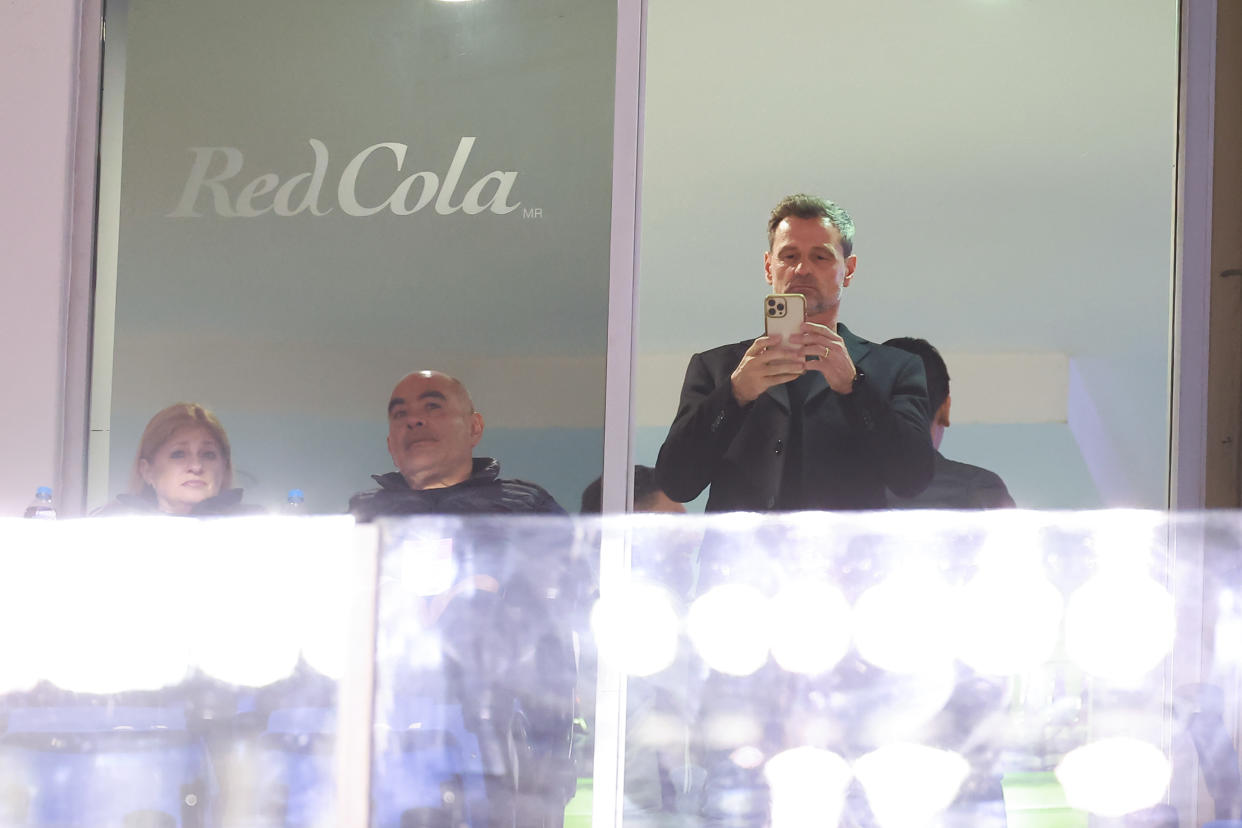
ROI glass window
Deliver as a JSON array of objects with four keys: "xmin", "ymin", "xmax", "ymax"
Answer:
[
  {"xmin": 90, "ymin": 0, "xmax": 619, "ymax": 516},
  {"xmin": 636, "ymin": 0, "xmax": 1179, "ymax": 510}
]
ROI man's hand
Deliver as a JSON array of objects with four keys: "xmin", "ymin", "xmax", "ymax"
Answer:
[
  {"xmin": 730, "ymin": 335, "xmax": 805, "ymax": 405},
  {"xmin": 794, "ymin": 322, "xmax": 857, "ymax": 394}
]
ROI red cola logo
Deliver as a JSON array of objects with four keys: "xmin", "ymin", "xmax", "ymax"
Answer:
[{"xmin": 168, "ymin": 137, "xmax": 520, "ymax": 218}]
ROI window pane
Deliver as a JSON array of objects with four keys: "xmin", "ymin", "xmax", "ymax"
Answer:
[
  {"xmin": 636, "ymin": 0, "xmax": 1178, "ymax": 510},
  {"xmin": 92, "ymin": 0, "xmax": 619, "ymax": 516}
]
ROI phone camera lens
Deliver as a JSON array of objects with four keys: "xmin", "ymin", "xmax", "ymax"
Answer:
[
  {"xmin": 767, "ymin": 299, "xmax": 776, "ymax": 307},
  {"xmin": 776, "ymin": 303, "xmax": 785, "ymax": 312}
]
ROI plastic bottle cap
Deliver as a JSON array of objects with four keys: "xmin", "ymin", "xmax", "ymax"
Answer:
[
  {"xmin": 36, "ymin": 487, "xmax": 52, "ymax": 498},
  {"xmin": 287, "ymin": 489, "xmax": 304, "ymax": 500}
]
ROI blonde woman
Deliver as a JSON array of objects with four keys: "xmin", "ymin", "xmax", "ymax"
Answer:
[{"xmin": 95, "ymin": 403, "xmax": 262, "ymax": 516}]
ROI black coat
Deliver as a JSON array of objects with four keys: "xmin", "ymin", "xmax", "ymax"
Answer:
[
  {"xmin": 656, "ymin": 324, "xmax": 935, "ymax": 511},
  {"xmin": 348, "ymin": 457, "xmax": 566, "ymax": 521}
]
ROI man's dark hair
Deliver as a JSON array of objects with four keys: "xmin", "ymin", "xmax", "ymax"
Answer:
[
  {"xmin": 884, "ymin": 337, "xmax": 950, "ymax": 414},
  {"xmin": 580, "ymin": 465, "xmax": 663, "ymax": 513},
  {"xmin": 767, "ymin": 193, "xmax": 855, "ymax": 257}
]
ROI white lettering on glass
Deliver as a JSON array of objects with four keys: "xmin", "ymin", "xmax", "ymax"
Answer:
[{"xmin": 167, "ymin": 137, "xmax": 521, "ymax": 218}]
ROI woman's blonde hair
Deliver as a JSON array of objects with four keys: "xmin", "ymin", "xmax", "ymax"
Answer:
[{"xmin": 129, "ymin": 403, "xmax": 233, "ymax": 494}]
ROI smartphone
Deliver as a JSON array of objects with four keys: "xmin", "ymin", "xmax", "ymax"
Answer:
[{"xmin": 764, "ymin": 293, "xmax": 806, "ymax": 348}]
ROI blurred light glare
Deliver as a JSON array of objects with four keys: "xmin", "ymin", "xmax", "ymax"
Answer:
[
  {"xmin": 1216, "ymin": 614, "xmax": 1242, "ymax": 664},
  {"xmin": 44, "ymin": 521, "xmax": 194, "ymax": 693},
  {"xmin": 1091, "ymin": 512, "xmax": 1162, "ymax": 575},
  {"xmin": 590, "ymin": 580, "xmax": 680, "ymax": 676},
  {"xmin": 189, "ymin": 521, "xmax": 310, "ymax": 687},
  {"xmin": 859, "ymin": 663, "xmax": 958, "ymax": 745},
  {"xmin": 687, "ymin": 584, "xmax": 771, "ymax": 676},
  {"xmin": 955, "ymin": 570, "xmax": 1063, "ymax": 674},
  {"xmin": 974, "ymin": 519, "xmax": 1045, "ymax": 575},
  {"xmin": 631, "ymin": 712, "xmax": 689, "ymax": 750},
  {"xmin": 0, "ymin": 524, "xmax": 59, "ymax": 692},
  {"xmin": 730, "ymin": 745, "xmax": 766, "ymax": 769},
  {"xmin": 769, "ymin": 582, "xmax": 851, "ymax": 675},
  {"xmin": 1056, "ymin": 738, "xmax": 1170, "ymax": 817},
  {"xmin": 1065, "ymin": 573, "xmax": 1174, "ymax": 684},
  {"xmin": 854, "ymin": 743, "xmax": 969, "ymax": 828},
  {"xmin": 296, "ymin": 537, "xmax": 358, "ymax": 680},
  {"xmin": 701, "ymin": 713, "xmax": 763, "ymax": 750},
  {"xmin": 764, "ymin": 747, "xmax": 852, "ymax": 828},
  {"xmin": 853, "ymin": 574, "xmax": 955, "ymax": 673},
  {"xmin": 398, "ymin": 537, "xmax": 458, "ymax": 597}
]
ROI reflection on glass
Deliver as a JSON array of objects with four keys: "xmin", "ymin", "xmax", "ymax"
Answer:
[
  {"xmin": 768, "ymin": 582, "xmax": 851, "ymax": 677},
  {"xmin": 764, "ymin": 746, "xmax": 851, "ymax": 828},
  {"xmin": 1065, "ymin": 572, "xmax": 1175, "ymax": 685},
  {"xmin": 591, "ymin": 580, "xmax": 680, "ymax": 677},
  {"xmin": 617, "ymin": 511, "xmax": 1192, "ymax": 826},
  {"xmin": 853, "ymin": 571, "xmax": 956, "ymax": 674},
  {"xmin": 7, "ymin": 510, "xmax": 1242, "ymax": 825},
  {"xmin": 955, "ymin": 566, "xmax": 1063, "ymax": 676},
  {"xmin": 687, "ymin": 585, "xmax": 771, "ymax": 677},
  {"xmin": 1055, "ymin": 738, "xmax": 1171, "ymax": 818},
  {"xmin": 853, "ymin": 743, "xmax": 969, "ymax": 828},
  {"xmin": 0, "ymin": 517, "xmax": 357, "ymax": 827},
  {"xmin": 372, "ymin": 516, "xmax": 593, "ymax": 827}
]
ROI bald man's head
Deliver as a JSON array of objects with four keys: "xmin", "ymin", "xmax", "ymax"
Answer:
[{"xmin": 386, "ymin": 371, "xmax": 484, "ymax": 490}]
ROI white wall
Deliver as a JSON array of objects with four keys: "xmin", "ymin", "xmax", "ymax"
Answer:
[{"xmin": 0, "ymin": 0, "xmax": 79, "ymax": 516}]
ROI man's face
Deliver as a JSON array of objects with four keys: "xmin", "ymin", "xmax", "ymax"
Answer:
[
  {"xmin": 764, "ymin": 216, "xmax": 857, "ymax": 318},
  {"xmin": 386, "ymin": 372, "xmax": 483, "ymax": 489}
]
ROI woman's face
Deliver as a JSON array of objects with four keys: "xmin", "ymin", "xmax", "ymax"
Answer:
[{"xmin": 139, "ymin": 425, "xmax": 227, "ymax": 514}]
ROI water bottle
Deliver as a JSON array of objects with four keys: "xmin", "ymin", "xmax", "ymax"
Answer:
[
  {"xmin": 283, "ymin": 488, "xmax": 305, "ymax": 515},
  {"xmin": 23, "ymin": 486, "xmax": 56, "ymax": 519}
]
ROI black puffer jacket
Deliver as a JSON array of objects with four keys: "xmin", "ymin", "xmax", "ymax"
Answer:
[
  {"xmin": 348, "ymin": 457, "xmax": 565, "ymax": 521},
  {"xmin": 92, "ymin": 488, "xmax": 264, "ymax": 517}
]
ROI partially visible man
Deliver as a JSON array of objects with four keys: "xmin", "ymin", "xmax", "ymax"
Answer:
[
  {"xmin": 883, "ymin": 337, "xmax": 1016, "ymax": 509},
  {"xmin": 656, "ymin": 193, "xmax": 934, "ymax": 511},
  {"xmin": 350, "ymin": 371, "xmax": 575, "ymax": 827},
  {"xmin": 349, "ymin": 370, "xmax": 565, "ymax": 520},
  {"xmin": 579, "ymin": 465, "xmax": 687, "ymax": 514}
]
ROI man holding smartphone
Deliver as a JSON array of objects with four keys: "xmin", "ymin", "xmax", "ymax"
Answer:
[{"xmin": 655, "ymin": 193, "xmax": 935, "ymax": 510}]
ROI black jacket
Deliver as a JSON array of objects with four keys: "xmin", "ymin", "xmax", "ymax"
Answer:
[
  {"xmin": 887, "ymin": 451, "xmax": 1015, "ymax": 509},
  {"xmin": 348, "ymin": 457, "xmax": 566, "ymax": 521},
  {"xmin": 92, "ymin": 488, "xmax": 263, "ymax": 517},
  {"xmin": 656, "ymin": 324, "xmax": 935, "ymax": 511}
]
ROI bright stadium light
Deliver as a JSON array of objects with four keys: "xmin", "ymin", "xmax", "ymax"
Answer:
[
  {"xmin": 854, "ymin": 743, "xmax": 969, "ymax": 827},
  {"xmin": 43, "ymin": 519, "xmax": 194, "ymax": 694},
  {"xmin": 591, "ymin": 579, "xmax": 680, "ymax": 677},
  {"xmin": 765, "ymin": 747, "xmax": 852, "ymax": 828},
  {"xmin": 1065, "ymin": 572, "xmax": 1174, "ymax": 685},
  {"xmin": 1056, "ymin": 738, "xmax": 1170, "ymax": 817},
  {"xmin": 769, "ymin": 581, "xmax": 851, "ymax": 676},
  {"xmin": 955, "ymin": 567, "xmax": 1063, "ymax": 675},
  {"xmin": 853, "ymin": 572, "xmax": 955, "ymax": 673},
  {"xmin": 687, "ymin": 584, "xmax": 771, "ymax": 676}
]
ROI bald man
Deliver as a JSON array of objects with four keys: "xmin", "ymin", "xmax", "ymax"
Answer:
[{"xmin": 348, "ymin": 370, "xmax": 566, "ymax": 520}]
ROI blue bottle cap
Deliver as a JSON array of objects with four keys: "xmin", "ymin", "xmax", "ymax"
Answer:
[
  {"xmin": 287, "ymin": 488, "xmax": 305, "ymax": 501},
  {"xmin": 36, "ymin": 486, "xmax": 52, "ymax": 498}
]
